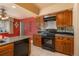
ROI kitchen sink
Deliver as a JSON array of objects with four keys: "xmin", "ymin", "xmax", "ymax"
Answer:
[
  {"xmin": 0, "ymin": 40, "xmax": 6, "ymax": 43},
  {"xmin": 0, "ymin": 38, "xmax": 9, "ymax": 44}
]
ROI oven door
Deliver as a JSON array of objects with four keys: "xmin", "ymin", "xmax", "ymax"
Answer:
[{"xmin": 42, "ymin": 37, "xmax": 55, "ymax": 51}]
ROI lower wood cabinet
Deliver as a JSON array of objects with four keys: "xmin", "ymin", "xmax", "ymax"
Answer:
[
  {"xmin": 28, "ymin": 38, "xmax": 31, "ymax": 55},
  {"xmin": 33, "ymin": 34, "xmax": 41, "ymax": 47},
  {"xmin": 63, "ymin": 37, "xmax": 74, "ymax": 55},
  {"xmin": 55, "ymin": 36, "xmax": 74, "ymax": 55},
  {"xmin": 55, "ymin": 36, "xmax": 64, "ymax": 53},
  {"xmin": 0, "ymin": 43, "xmax": 14, "ymax": 56}
]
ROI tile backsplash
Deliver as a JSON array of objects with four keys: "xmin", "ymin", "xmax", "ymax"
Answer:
[
  {"xmin": 45, "ymin": 21, "xmax": 57, "ymax": 29},
  {"xmin": 57, "ymin": 26, "xmax": 74, "ymax": 33}
]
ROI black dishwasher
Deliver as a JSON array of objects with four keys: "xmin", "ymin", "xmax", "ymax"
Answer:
[{"xmin": 14, "ymin": 39, "xmax": 29, "ymax": 56}]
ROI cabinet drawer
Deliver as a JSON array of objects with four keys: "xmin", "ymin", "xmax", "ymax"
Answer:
[{"xmin": 55, "ymin": 36, "xmax": 63, "ymax": 40}]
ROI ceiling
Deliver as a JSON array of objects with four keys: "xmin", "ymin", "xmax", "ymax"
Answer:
[
  {"xmin": 34, "ymin": 3, "xmax": 54, "ymax": 9},
  {"xmin": 16, "ymin": 3, "xmax": 73, "ymax": 16},
  {"xmin": 0, "ymin": 3, "xmax": 38, "ymax": 19},
  {"xmin": 38, "ymin": 3, "xmax": 73, "ymax": 16},
  {"xmin": 0, "ymin": 3, "xmax": 73, "ymax": 19},
  {"xmin": 16, "ymin": 3, "xmax": 40, "ymax": 14}
]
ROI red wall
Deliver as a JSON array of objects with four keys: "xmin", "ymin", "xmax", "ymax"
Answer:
[
  {"xmin": 22, "ymin": 17, "xmax": 38, "ymax": 37},
  {"xmin": 12, "ymin": 19, "xmax": 20, "ymax": 36},
  {"xmin": 0, "ymin": 18, "xmax": 20, "ymax": 38},
  {"xmin": 0, "ymin": 17, "xmax": 38, "ymax": 39}
]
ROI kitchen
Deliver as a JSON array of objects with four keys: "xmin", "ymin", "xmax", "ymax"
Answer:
[
  {"xmin": 0, "ymin": 3, "xmax": 78, "ymax": 56},
  {"xmin": 33, "ymin": 9, "xmax": 74, "ymax": 55}
]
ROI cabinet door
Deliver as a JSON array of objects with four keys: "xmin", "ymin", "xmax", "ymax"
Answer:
[
  {"xmin": 33, "ymin": 34, "xmax": 41, "ymax": 47},
  {"xmin": 69, "ymin": 10, "xmax": 72, "ymax": 26},
  {"xmin": 0, "ymin": 50, "xmax": 13, "ymax": 56},
  {"xmin": 0, "ymin": 43, "xmax": 14, "ymax": 56},
  {"xmin": 36, "ymin": 16, "xmax": 44, "ymax": 28},
  {"xmin": 33, "ymin": 34, "xmax": 37, "ymax": 46},
  {"xmin": 36, "ymin": 34, "xmax": 41, "ymax": 47},
  {"xmin": 63, "ymin": 37, "xmax": 74, "ymax": 55},
  {"xmin": 55, "ymin": 36, "xmax": 63, "ymax": 53},
  {"xmin": 28, "ymin": 39, "xmax": 31, "ymax": 55},
  {"xmin": 64, "ymin": 10, "xmax": 72, "ymax": 26},
  {"xmin": 56, "ymin": 12, "xmax": 64, "ymax": 27}
]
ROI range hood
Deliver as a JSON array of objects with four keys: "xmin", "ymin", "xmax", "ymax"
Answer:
[{"xmin": 43, "ymin": 16, "xmax": 56, "ymax": 22}]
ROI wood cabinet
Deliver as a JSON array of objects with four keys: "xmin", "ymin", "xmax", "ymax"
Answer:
[
  {"xmin": 33, "ymin": 34, "xmax": 41, "ymax": 47},
  {"xmin": 64, "ymin": 10, "xmax": 72, "ymax": 26},
  {"xmin": 55, "ymin": 35, "xmax": 74, "ymax": 55},
  {"xmin": 56, "ymin": 10, "xmax": 72, "ymax": 27},
  {"xmin": 28, "ymin": 38, "xmax": 31, "ymax": 55},
  {"xmin": 0, "ymin": 43, "xmax": 14, "ymax": 56},
  {"xmin": 63, "ymin": 37, "xmax": 74, "ymax": 55},
  {"xmin": 55, "ymin": 36, "xmax": 64, "ymax": 53},
  {"xmin": 56, "ymin": 12, "xmax": 64, "ymax": 27},
  {"xmin": 35, "ymin": 16, "xmax": 44, "ymax": 29}
]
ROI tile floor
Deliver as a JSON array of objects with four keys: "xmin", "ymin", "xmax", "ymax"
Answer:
[{"xmin": 30, "ymin": 44, "xmax": 67, "ymax": 56}]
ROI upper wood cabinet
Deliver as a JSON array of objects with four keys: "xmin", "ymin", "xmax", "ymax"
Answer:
[
  {"xmin": 35, "ymin": 16, "xmax": 44, "ymax": 29},
  {"xmin": 64, "ymin": 10, "xmax": 72, "ymax": 26},
  {"xmin": 56, "ymin": 12, "xmax": 64, "ymax": 27},
  {"xmin": 56, "ymin": 10, "xmax": 72, "ymax": 27}
]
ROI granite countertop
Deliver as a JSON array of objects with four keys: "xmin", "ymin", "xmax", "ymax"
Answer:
[
  {"xmin": 0, "ymin": 36, "xmax": 30, "ymax": 46},
  {"xmin": 55, "ymin": 34, "xmax": 74, "ymax": 38}
]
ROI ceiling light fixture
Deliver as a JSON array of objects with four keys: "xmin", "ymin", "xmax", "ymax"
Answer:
[
  {"xmin": 0, "ymin": 7, "xmax": 9, "ymax": 20},
  {"xmin": 12, "ymin": 6, "xmax": 16, "ymax": 8}
]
